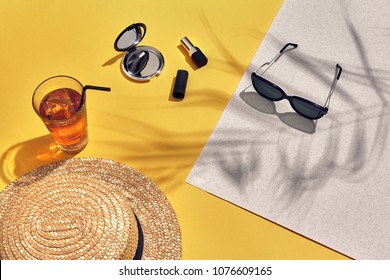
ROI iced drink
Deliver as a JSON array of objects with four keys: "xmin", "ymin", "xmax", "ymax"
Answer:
[
  {"xmin": 32, "ymin": 76, "xmax": 88, "ymax": 153},
  {"xmin": 39, "ymin": 88, "xmax": 87, "ymax": 151}
]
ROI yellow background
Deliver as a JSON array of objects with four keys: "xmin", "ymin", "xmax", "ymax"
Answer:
[{"xmin": 0, "ymin": 0, "xmax": 348, "ymax": 259}]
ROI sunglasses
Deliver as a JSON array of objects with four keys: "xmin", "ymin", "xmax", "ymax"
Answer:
[{"xmin": 251, "ymin": 43, "xmax": 342, "ymax": 120}]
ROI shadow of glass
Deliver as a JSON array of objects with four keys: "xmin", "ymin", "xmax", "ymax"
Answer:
[
  {"xmin": 239, "ymin": 91, "xmax": 316, "ymax": 134},
  {"xmin": 0, "ymin": 135, "xmax": 74, "ymax": 185}
]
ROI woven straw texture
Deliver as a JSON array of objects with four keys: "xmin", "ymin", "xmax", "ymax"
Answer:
[{"xmin": 0, "ymin": 158, "xmax": 181, "ymax": 260}]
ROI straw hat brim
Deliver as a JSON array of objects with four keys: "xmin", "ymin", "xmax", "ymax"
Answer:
[{"xmin": 0, "ymin": 157, "xmax": 181, "ymax": 260}]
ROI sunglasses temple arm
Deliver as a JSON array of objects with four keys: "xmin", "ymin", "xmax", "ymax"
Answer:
[
  {"xmin": 253, "ymin": 53, "xmax": 280, "ymax": 76},
  {"xmin": 254, "ymin": 43, "xmax": 299, "ymax": 76},
  {"xmin": 324, "ymin": 64, "xmax": 343, "ymax": 108}
]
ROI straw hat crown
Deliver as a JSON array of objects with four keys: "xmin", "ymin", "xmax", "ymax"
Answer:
[{"xmin": 0, "ymin": 158, "xmax": 181, "ymax": 260}]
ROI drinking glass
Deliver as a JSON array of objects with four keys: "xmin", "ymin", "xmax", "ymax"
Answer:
[{"xmin": 32, "ymin": 75, "xmax": 110, "ymax": 153}]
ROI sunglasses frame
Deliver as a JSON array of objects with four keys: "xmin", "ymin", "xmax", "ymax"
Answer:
[{"xmin": 251, "ymin": 43, "xmax": 342, "ymax": 120}]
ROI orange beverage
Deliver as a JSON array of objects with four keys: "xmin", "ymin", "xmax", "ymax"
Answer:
[
  {"xmin": 39, "ymin": 88, "xmax": 87, "ymax": 150},
  {"xmin": 33, "ymin": 76, "xmax": 88, "ymax": 153}
]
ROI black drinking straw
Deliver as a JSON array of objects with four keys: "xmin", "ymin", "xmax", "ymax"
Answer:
[
  {"xmin": 79, "ymin": 85, "xmax": 111, "ymax": 109},
  {"xmin": 83, "ymin": 85, "xmax": 111, "ymax": 94}
]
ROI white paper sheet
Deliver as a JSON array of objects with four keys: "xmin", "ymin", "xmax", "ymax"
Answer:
[{"xmin": 187, "ymin": 0, "xmax": 390, "ymax": 259}]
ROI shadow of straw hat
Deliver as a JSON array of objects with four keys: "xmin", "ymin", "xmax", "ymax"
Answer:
[{"xmin": 0, "ymin": 158, "xmax": 181, "ymax": 260}]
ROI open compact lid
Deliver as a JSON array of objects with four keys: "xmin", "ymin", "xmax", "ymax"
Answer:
[
  {"xmin": 114, "ymin": 23, "xmax": 164, "ymax": 81},
  {"xmin": 114, "ymin": 23, "xmax": 146, "ymax": 52}
]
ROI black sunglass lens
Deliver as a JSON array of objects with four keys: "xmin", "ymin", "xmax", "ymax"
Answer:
[
  {"xmin": 252, "ymin": 76, "xmax": 284, "ymax": 101},
  {"xmin": 290, "ymin": 97, "xmax": 326, "ymax": 119}
]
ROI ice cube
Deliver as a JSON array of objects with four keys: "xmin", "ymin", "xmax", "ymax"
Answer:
[
  {"xmin": 50, "ymin": 88, "xmax": 71, "ymax": 100},
  {"xmin": 45, "ymin": 97, "xmax": 73, "ymax": 120}
]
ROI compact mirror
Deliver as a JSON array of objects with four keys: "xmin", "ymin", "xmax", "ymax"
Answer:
[{"xmin": 114, "ymin": 23, "xmax": 164, "ymax": 81}]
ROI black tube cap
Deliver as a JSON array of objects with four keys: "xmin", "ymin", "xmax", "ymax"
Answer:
[
  {"xmin": 192, "ymin": 47, "xmax": 208, "ymax": 68},
  {"xmin": 173, "ymin": 70, "xmax": 189, "ymax": 99}
]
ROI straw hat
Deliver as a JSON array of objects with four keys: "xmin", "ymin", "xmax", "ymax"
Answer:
[{"xmin": 0, "ymin": 158, "xmax": 181, "ymax": 260}]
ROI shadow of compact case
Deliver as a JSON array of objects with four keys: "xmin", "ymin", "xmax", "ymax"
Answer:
[{"xmin": 114, "ymin": 23, "xmax": 164, "ymax": 81}]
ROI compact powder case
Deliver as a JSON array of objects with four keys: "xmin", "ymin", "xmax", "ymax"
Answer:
[{"xmin": 114, "ymin": 23, "xmax": 164, "ymax": 81}]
